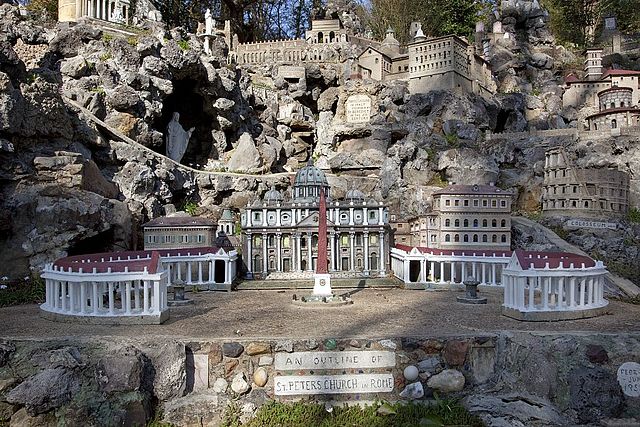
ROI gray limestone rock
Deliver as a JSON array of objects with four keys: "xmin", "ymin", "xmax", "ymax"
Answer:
[
  {"xmin": 463, "ymin": 393, "xmax": 567, "ymax": 426},
  {"xmin": 140, "ymin": 341, "xmax": 186, "ymax": 402},
  {"xmin": 95, "ymin": 346, "xmax": 144, "ymax": 393},
  {"xmin": 426, "ymin": 369, "xmax": 465, "ymax": 393},
  {"xmin": 106, "ymin": 84, "xmax": 141, "ymax": 112},
  {"xmin": 226, "ymin": 133, "xmax": 263, "ymax": 173},
  {"xmin": 317, "ymin": 87, "xmax": 339, "ymax": 112},
  {"xmin": 222, "ymin": 342, "xmax": 244, "ymax": 358},
  {"xmin": 231, "ymin": 372, "xmax": 250, "ymax": 395},
  {"xmin": 568, "ymin": 366, "xmax": 624, "ymax": 423},
  {"xmin": 60, "ymin": 56, "xmax": 90, "ymax": 78},
  {"xmin": 399, "ymin": 381, "xmax": 424, "ymax": 400},
  {"xmin": 6, "ymin": 368, "xmax": 80, "ymax": 415}
]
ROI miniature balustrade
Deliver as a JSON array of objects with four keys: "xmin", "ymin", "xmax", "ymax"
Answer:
[
  {"xmin": 502, "ymin": 261, "xmax": 608, "ymax": 314},
  {"xmin": 41, "ymin": 265, "xmax": 168, "ymax": 319},
  {"xmin": 161, "ymin": 253, "xmax": 237, "ymax": 288}
]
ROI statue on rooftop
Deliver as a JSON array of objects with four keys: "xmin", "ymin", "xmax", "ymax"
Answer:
[
  {"xmin": 166, "ymin": 112, "xmax": 194, "ymax": 163},
  {"xmin": 205, "ymin": 8, "xmax": 215, "ymax": 35}
]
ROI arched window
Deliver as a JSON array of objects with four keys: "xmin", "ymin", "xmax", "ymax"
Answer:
[
  {"xmin": 473, "ymin": 234, "xmax": 479, "ymax": 242},
  {"xmin": 463, "ymin": 234, "xmax": 469, "ymax": 242},
  {"xmin": 268, "ymin": 235, "xmax": 275, "ymax": 246},
  {"xmin": 492, "ymin": 234, "xmax": 497, "ymax": 243},
  {"xmin": 445, "ymin": 234, "xmax": 451, "ymax": 242},
  {"xmin": 501, "ymin": 235, "xmax": 507, "ymax": 243},
  {"xmin": 585, "ymin": 201, "xmax": 589, "ymax": 208},
  {"xmin": 482, "ymin": 219, "xmax": 487, "ymax": 227},
  {"xmin": 454, "ymin": 219, "xmax": 460, "ymax": 227},
  {"xmin": 473, "ymin": 219, "xmax": 478, "ymax": 228},
  {"xmin": 463, "ymin": 219, "xmax": 469, "ymax": 227},
  {"xmin": 454, "ymin": 234, "xmax": 460, "ymax": 242},
  {"xmin": 445, "ymin": 219, "xmax": 450, "ymax": 227},
  {"xmin": 317, "ymin": 31, "xmax": 324, "ymax": 43},
  {"xmin": 611, "ymin": 119, "xmax": 617, "ymax": 129},
  {"xmin": 492, "ymin": 219, "xmax": 497, "ymax": 227},
  {"xmin": 501, "ymin": 219, "xmax": 506, "ymax": 227},
  {"xmin": 482, "ymin": 234, "xmax": 488, "ymax": 242}
]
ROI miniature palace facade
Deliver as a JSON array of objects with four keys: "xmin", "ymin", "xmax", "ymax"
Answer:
[{"xmin": 240, "ymin": 162, "xmax": 390, "ymax": 280}]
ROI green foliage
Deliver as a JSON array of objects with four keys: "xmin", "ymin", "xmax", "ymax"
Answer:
[
  {"xmin": 177, "ymin": 39, "xmax": 190, "ymax": 51},
  {"xmin": 444, "ymin": 133, "xmax": 459, "ymax": 147},
  {"xmin": 99, "ymin": 52, "xmax": 112, "ymax": 61},
  {"xmin": 0, "ymin": 274, "xmax": 45, "ymax": 307},
  {"xmin": 182, "ymin": 200, "xmax": 199, "ymax": 216},
  {"xmin": 549, "ymin": 225, "xmax": 569, "ymax": 240},
  {"xmin": 90, "ymin": 85, "xmax": 105, "ymax": 95},
  {"xmin": 628, "ymin": 207, "xmax": 640, "ymax": 223},
  {"xmin": 26, "ymin": 0, "xmax": 58, "ymax": 21},
  {"xmin": 366, "ymin": 0, "xmax": 485, "ymax": 44},
  {"xmin": 541, "ymin": 0, "xmax": 640, "ymax": 47},
  {"xmin": 102, "ymin": 33, "xmax": 113, "ymax": 43},
  {"xmin": 222, "ymin": 399, "xmax": 483, "ymax": 427},
  {"xmin": 126, "ymin": 36, "xmax": 139, "ymax": 46},
  {"xmin": 428, "ymin": 172, "xmax": 448, "ymax": 188}
]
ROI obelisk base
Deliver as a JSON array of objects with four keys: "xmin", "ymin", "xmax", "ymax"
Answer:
[{"xmin": 313, "ymin": 273, "xmax": 332, "ymax": 296}]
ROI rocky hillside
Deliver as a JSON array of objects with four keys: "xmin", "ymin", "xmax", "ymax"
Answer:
[{"xmin": 0, "ymin": 1, "xmax": 639, "ymax": 279}]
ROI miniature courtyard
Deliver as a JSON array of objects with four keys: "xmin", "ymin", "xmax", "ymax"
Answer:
[{"xmin": 2, "ymin": 287, "xmax": 639, "ymax": 339}]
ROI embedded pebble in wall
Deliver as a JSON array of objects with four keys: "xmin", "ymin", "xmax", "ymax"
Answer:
[
  {"xmin": 399, "ymin": 382, "xmax": 424, "ymax": 399},
  {"xmin": 403, "ymin": 365, "xmax": 419, "ymax": 381},
  {"xmin": 258, "ymin": 356, "xmax": 273, "ymax": 366},
  {"xmin": 212, "ymin": 378, "xmax": 228, "ymax": 393},
  {"xmin": 231, "ymin": 373, "xmax": 250, "ymax": 394},
  {"xmin": 379, "ymin": 339, "xmax": 397, "ymax": 350},
  {"xmin": 253, "ymin": 367, "xmax": 268, "ymax": 387},
  {"xmin": 427, "ymin": 369, "xmax": 465, "ymax": 393}
]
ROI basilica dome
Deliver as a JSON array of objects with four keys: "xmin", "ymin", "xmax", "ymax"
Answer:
[
  {"xmin": 345, "ymin": 186, "xmax": 365, "ymax": 203},
  {"xmin": 263, "ymin": 186, "xmax": 283, "ymax": 205},
  {"xmin": 293, "ymin": 161, "xmax": 330, "ymax": 202}
]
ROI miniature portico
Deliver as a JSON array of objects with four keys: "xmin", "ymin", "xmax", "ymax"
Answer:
[
  {"xmin": 502, "ymin": 250, "xmax": 608, "ymax": 321},
  {"xmin": 391, "ymin": 245, "xmax": 510, "ymax": 288}
]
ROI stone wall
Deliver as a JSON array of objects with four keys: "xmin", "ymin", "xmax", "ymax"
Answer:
[{"xmin": 0, "ymin": 333, "xmax": 638, "ymax": 426}]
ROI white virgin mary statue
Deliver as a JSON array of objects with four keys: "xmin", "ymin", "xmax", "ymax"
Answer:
[{"xmin": 166, "ymin": 112, "xmax": 194, "ymax": 163}]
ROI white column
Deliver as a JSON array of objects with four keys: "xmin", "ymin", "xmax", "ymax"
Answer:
[
  {"xmin": 491, "ymin": 264, "xmax": 496, "ymax": 285},
  {"xmin": 143, "ymin": 280, "xmax": 150, "ymax": 313},
  {"xmin": 125, "ymin": 281, "xmax": 132, "ymax": 314},
  {"xmin": 528, "ymin": 277, "xmax": 535, "ymax": 309},
  {"xmin": 570, "ymin": 277, "xmax": 576, "ymax": 307},
  {"xmin": 472, "ymin": 262, "xmax": 477, "ymax": 280},
  {"xmin": 450, "ymin": 262, "xmax": 455, "ymax": 283},
  {"xmin": 296, "ymin": 234, "xmax": 302, "ymax": 271},
  {"xmin": 224, "ymin": 261, "xmax": 230, "ymax": 284},
  {"xmin": 378, "ymin": 232, "xmax": 385, "ymax": 273},
  {"xmin": 481, "ymin": 263, "xmax": 487, "ymax": 285},
  {"xmin": 68, "ymin": 281, "xmax": 75, "ymax": 312},
  {"xmin": 276, "ymin": 233, "xmax": 282, "ymax": 272},
  {"xmin": 177, "ymin": 262, "xmax": 182, "ymax": 282},
  {"xmin": 92, "ymin": 281, "xmax": 99, "ymax": 314},
  {"xmin": 60, "ymin": 281, "xmax": 67, "ymax": 312},
  {"xmin": 247, "ymin": 234, "xmax": 253, "ymax": 273},
  {"xmin": 403, "ymin": 260, "xmax": 409, "ymax": 283},
  {"xmin": 579, "ymin": 278, "xmax": 586, "ymax": 307},
  {"xmin": 430, "ymin": 261, "xmax": 435, "ymax": 282},
  {"xmin": 262, "ymin": 233, "xmax": 268, "ymax": 273},
  {"xmin": 542, "ymin": 277, "xmax": 549, "ymax": 310},
  {"xmin": 558, "ymin": 277, "xmax": 565, "ymax": 308},
  {"xmin": 363, "ymin": 207, "xmax": 369, "ymax": 225},
  {"xmin": 134, "ymin": 281, "xmax": 140, "ymax": 310},
  {"xmin": 80, "ymin": 282, "xmax": 86, "ymax": 313},
  {"xmin": 187, "ymin": 262, "xmax": 192, "ymax": 284},
  {"xmin": 378, "ymin": 206, "xmax": 384, "ymax": 225},
  {"xmin": 349, "ymin": 232, "xmax": 355, "ymax": 271},
  {"xmin": 363, "ymin": 232, "xmax": 369, "ymax": 272},
  {"xmin": 152, "ymin": 280, "xmax": 161, "ymax": 314},
  {"xmin": 439, "ymin": 262, "xmax": 445, "ymax": 283},
  {"xmin": 307, "ymin": 233, "xmax": 312, "ymax": 271},
  {"xmin": 276, "ymin": 208, "xmax": 281, "ymax": 226},
  {"xmin": 420, "ymin": 259, "xmax": 426, "ymax": 283},
  {"xmin": 330, "ymin": 233, "xmax": 336, "ymax": 271},
  {"xmin": 108, "ymin": 282, "xmax": 115, "ymax": 314},
  {"xmin": 262, "ymin": 208, "xmax": 267, "ymax": 226},
  {"xmin": 198, "ymin": 262, "xmax": 203, "ymax": 283}
]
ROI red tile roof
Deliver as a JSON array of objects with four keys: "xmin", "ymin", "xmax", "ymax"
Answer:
[
  {"xmin": 433, "ymin": 184, "xmax": 511, "ymax": 196},
  {"xmin": 52, "ymin": 247, "xmax": 221, "ymax": 273},
  {"xmin": 513, "ymin": 249, "xmax": 596, "ymax": 270},
  {"xmin": 601, "ymin": 69, "xmax": 640, "ymax": 79},
  {"xmin": 394, "ymin": 244, "xmax": 512, "ymax": 258},
  {"xmin": 143, "ymin": 216, "xmax": 216, "ymax": 228}
]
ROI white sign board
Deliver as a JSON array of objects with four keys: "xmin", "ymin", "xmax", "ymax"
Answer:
[
  {"xmin": 345, "ymin": 94, "xmax": 372, "ymax": 124},
  {"xmin": 617, "ymin": 362, "xmax": 640, "ymax": 397},
  {"xmin": 565, "ymin": 219, "xmax": 617, "ymax": 230},
  {"xmin": 274, "ymin": 374, "xmax": 394, "ymax": 396},
  {"xmin": 275, "ymin": 351, "xmax": 395, "ymax": 370}
]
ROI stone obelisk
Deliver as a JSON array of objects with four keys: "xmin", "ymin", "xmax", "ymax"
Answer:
[{"xmin": 313, "ymin": 187, "xmax": 332, "ymax": 296}]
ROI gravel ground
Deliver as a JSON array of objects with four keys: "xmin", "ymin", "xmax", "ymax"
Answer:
[{"xmin": 1, "ymin": 288, "xmax": 638, "ymax": 340}]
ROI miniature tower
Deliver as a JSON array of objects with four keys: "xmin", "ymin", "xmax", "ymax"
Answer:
[{"xmin": 313, "ymin": 187, "xmax": 332, "ymax": 296}]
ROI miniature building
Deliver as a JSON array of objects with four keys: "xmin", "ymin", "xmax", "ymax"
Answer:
[
  {"xmin": 232, "ymin": 18, "xmax": 494, "ymax": 97},
  {"xmin": 424, "ymin": 184, "xmax": 513, "ymax": 251},
  {"xmin": 41, "ymin": 246, "xmax": 239, "ymax": 324},
  {"xmin": 217, "ymin": 208, "xmax": 235, "ymax": 235},
  {"xmin": 389, "ymin": 213, "xmax": 414, "ymax": 246},
  {"xmin": 58, "ymin": 0, "xmax": 130, "ymax": 23},
  {"xmin": 542, "ymin": 148, "xmax": 630, "ymax": 217},
  {"xmin": 391, "ymin": 245, "xmax": 511, "ymax": 288},
  {"xmin": 502, "ymin": 250, "xmax": 608, "ymax": 321},
  {"xmin": 241, "ymin": 162, "xmax": 390, "ymax": 280},
  {"xmin": 143, "ymin": 216, "xmax": 217, "ymax": 250},
  {"xmin": 562, "ymin": 49, "xmax": 640, "ymax": 130}
]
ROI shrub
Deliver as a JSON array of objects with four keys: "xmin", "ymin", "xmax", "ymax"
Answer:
[
  {"xmin": 628, "ymin": 207, "xmax": 640, "ymax": 223},
  {"xmin": 0, "ymin": 274, "xmax": 45, "ymax": 307},
  {"xmin": 102, "ymin": 33, "xmax": 113, "ymax": 43},
  {"xmin": 177, "ymin": 40, "xmax": 190, "ymax": 51}
]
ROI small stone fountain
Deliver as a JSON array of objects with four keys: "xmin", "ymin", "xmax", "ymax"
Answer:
[{"xmin": 456, "ymin": 278, "xmax": 487, "ymax": 304}]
